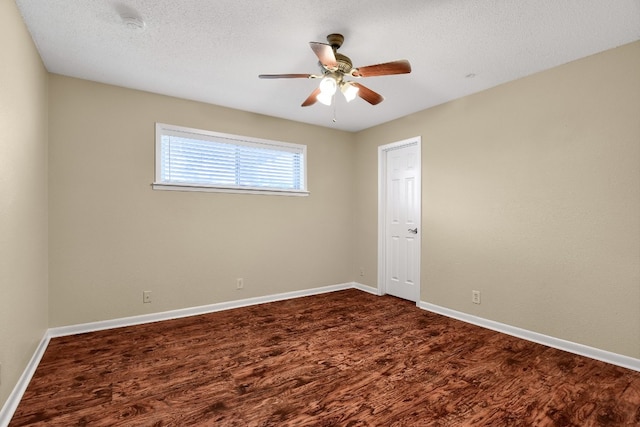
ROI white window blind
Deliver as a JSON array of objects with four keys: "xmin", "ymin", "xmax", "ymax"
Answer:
[{"xmin": 153, "ymin": 123, "xmax": 307, "ymax": 195}]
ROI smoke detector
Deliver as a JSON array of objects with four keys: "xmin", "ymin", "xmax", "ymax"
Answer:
[{"xmin": 121, "ymin": 15, "xmax": 145, "ymax": 31}]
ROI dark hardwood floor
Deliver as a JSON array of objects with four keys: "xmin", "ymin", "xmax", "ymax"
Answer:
[{"xmin": 10, "ymin": 289, "xmax": 640, "ymax": 426}]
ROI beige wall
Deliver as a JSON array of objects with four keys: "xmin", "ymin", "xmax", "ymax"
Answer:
[
  {"xmin": 3, "ymin": 1, "xmax": 639, "ymax": 409},
  {"xmin": 48, "ymin": 75, "xmax": 356, "ymax": 327},
  {"xmin": 0, "ymin": 0, "xmax": 49, "ymax": 408},
  {"xmin": 355, "ymin": 41, "xmax": 640, "ymax": 358}
]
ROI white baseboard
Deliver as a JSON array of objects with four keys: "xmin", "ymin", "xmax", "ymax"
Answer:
[
  {"xmin": 352, "ymin": 282, "xmax": 381, "ymax": 296},
  {"xmin": 0, "ymin": 334, "xmax": 50, "ymax": 427},
  {"xmin": 418, "ymin": 301, "xmax": 640, "ymax": 372},
  {"xmin": 49, "ymin": 282, "xmax": 357, "ymax": 338}
]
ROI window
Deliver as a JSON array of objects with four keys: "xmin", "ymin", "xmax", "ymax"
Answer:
[{"xmin": 153, "ymin": 123, "xmax": 308, "ymax": 196}]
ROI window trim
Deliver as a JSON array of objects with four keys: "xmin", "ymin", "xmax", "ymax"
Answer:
[{"xmin": 152, "ymin": 123, "xmax": 309, "ymax": 196}]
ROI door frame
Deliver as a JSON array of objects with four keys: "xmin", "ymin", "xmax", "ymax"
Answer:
[{"xmin": 377, "ymin": 136, "xmax": 422, "ymax": 302}]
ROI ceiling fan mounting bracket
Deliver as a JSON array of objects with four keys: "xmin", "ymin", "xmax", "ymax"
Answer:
[{"xmin": 326, "ymin": 33, "xmax": 344, "ymax": 49}]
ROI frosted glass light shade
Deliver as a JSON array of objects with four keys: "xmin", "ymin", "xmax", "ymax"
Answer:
[
  {"xmin": 319, "ymin": 76, "xmax": 337, "ymax": 95},
  {"xmin": 317, "ymin": 91, "xmax": 333, "ymax": 106},
  {"xmin": 341, "ymin": 82, "xmax": 359, "ymax": 102}
]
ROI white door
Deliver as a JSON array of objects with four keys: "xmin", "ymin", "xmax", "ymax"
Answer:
[{"xmin": 379, "ymin": 138, "xmax": 421, "ymax": 302}]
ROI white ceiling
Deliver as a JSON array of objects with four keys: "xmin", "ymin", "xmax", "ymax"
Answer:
[{"xmin": 15, "ymin": 0, "xmax": 640, "ymax": 132}]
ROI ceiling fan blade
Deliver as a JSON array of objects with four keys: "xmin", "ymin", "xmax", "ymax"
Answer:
[
  {"xmin": 259, "ymin": 73, "xmax": 313, "ymax": 79},
  {"xmin": 309, "ymin": 42, "xmax": 337, "ymax": 69},
  {"xmin": 351, "ymin": 60, "xmax": 412, "ymax": 77},
  {"xmin": 301, "ymin": 88, "xmax": 321, "ymax": 107},
  {"xmin": 351, "ymin": 83, "xmax": 384, "ymax": 105}
]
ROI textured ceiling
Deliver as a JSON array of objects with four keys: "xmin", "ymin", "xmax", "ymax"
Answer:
[{"xmin": 15, "ymin": 0, "xmax": 640, "ymax": 132}]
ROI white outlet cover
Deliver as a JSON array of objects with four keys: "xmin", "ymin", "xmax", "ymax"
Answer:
[{"xmin": 472, "ymin": 291, "xmax": 481, "ymax": 304}]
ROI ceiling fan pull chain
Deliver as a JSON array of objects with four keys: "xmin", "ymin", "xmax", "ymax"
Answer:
[{"xmin": 332, "ymin": 96, "xmax": 337, "ymax": 123}]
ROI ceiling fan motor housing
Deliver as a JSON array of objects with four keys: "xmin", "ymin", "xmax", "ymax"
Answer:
[
  {"xmin": 334, "ymin": 53, "xmax": 353, "ymax": 74},
  {"xmin": 324, "ymin": 34, "xmax": 353, "ymax": 74}
]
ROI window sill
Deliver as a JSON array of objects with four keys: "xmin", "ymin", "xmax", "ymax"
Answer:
[{"xmin": 152, "ymin": 182, "xmax": 310, "ymax": 197}]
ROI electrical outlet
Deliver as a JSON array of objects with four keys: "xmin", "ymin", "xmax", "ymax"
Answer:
[
  {"xmin": 143, "ymin": 290, "xmax": 152, "ymax": 303},
  {"xmin": 236, "ymin": 278, "xmax": 244, "ymax": 290},
  {"xmin": 359, "ymin": 268, "xmax": 364, "ymax": 277},
  {"xmin": 472, "ymin": 290, "xmax": 481, "ymax": 304},
  {"xmin": 0, "ymin": 362, "xmax": 2, "ymax": 385}
]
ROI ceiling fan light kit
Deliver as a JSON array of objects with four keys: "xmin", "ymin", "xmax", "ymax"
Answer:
[
  {"xmin": 319, "ymin": 76, "xmax": 337, "ymax": 95},
  {"xmin": 316, "ymin": 90, "xmax": 334, "ymax": 106},
  {"xmin": 259, "ymin": 33, "xmax": 411, "ymax": 108},
  {"xmin": 341, "ymin": 81, "xmax": 359, "ymax": 102}
]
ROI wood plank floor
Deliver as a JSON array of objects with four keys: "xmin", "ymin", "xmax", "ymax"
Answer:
[{"xmin": 10, "ymin": 289, "xmax": 640, "ymax": 426}]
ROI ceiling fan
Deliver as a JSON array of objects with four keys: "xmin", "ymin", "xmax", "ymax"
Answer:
[{"xmin": 259, "ymin": 33, "xmax": 411, "ymax": 107}]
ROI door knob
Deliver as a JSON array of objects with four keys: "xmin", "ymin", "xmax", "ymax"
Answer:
[{"xmin": 408, "ymin": 228, "xmax": 418, "ymax": 234}]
